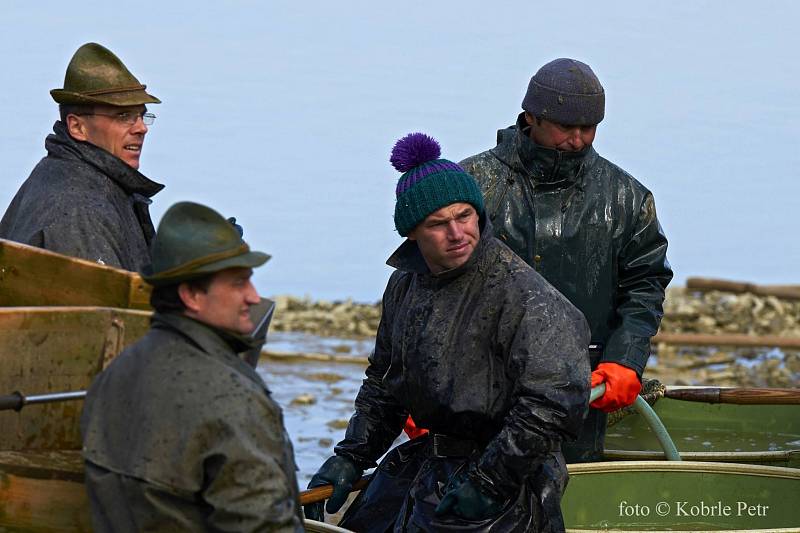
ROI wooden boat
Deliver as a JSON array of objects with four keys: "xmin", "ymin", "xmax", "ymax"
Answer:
[
  {"xmin": 0, "ymin": 239, "xmax": 152, "ymax": 531},
  {"xmin": 0, "ymin": 305, "xmax": 147, "ymax": 531},
  {"xmin": 604, "ymin": 389, "xmax": 800, "ymax": 468}
]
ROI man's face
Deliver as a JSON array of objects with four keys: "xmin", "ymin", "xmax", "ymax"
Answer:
[
  {"xmin": 408, "ymin": 202, "xmax": 480, "ymax": 274},
  {"xmin": 526, "ymin": 112, "xmax": 597, "ymax": 152},
  {"xmin": 180, "ymin": 267, "xmax": 261, "ymax": 335},
  {"xmin": 68, "ymin": 104, "xmax": 149, "ymax": 169}
]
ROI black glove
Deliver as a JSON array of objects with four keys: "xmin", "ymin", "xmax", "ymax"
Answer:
[
  {"xmin": 435, "ymin": 477, "xmax": 502, "ymax": 521},
  {"xmin": 226, "ymin": 217, "xmax": 244, "ymax": 238},
  {"xmin": 303, "ymin": 456, "xmax": 362, "ymax": 522}
]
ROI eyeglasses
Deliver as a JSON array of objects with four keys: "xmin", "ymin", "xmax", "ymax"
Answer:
[{"xmin": 76, "ymin": 111, "xmax": 156, "ymax": 126}]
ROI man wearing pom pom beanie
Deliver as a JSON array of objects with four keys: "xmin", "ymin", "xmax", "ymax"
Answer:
[
  {"xmin": 460, "ymin": 58, "xmax": 673, "ymax": 463},
  {"xmin": 305, "ymin": 133, "xmax": 590, "ymax": 531}
]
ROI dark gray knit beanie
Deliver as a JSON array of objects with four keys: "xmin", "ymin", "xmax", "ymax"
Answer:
[{"xmin": 522, "ymin": 58, "xmax": 605, "ymax": 125}]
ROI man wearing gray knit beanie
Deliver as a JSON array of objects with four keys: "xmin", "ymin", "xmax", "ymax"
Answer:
[{"xmin": 460, "ymin": 58, "xmax": 673, "ymax": 464}]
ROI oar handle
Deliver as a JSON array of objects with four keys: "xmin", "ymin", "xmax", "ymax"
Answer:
[
  {"xmin": 666, "ymin": 387, "xmax": 800, "ymax": 405},
  {"xmin": 0, "ymin": 392, "xmax": 24, "ymax": 412},
  {"xmin": 0, "ymin": 390, "xmax": 86, "ymax": 412},
  {"xmin": 300, "ymin": 475, "xmax": 373, "ymax": 506}
]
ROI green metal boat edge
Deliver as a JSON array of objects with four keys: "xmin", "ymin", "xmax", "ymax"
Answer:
[{"xmin": 563, "ymin": 460, "xmax": 800, "ymax": 531}]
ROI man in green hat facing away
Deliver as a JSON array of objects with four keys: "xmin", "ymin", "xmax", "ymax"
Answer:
[
  {"xmin": 0, "ymin": 42, "xmax": 164, "ymax": 271},
  {"xmin": 80, "ymin": 201, "xmax": 304, "ymax": 532}
]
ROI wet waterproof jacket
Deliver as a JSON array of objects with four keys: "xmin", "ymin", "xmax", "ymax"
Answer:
[
  {"xmin": 335, "ymin": 219, "xmax": 591, "ymax": 531},
  {"xmin": 0, "ymin": 121, "xmax": 163, "ymax": 271},
  {"xmin": 459, "ymin": 115, "xmax": 673, "ymax": 461},
  {"xmin": 81, "ymin": 313, "xmax": 304, "ymax": 532}
]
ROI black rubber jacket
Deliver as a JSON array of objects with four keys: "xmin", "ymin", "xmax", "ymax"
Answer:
[{"xmin": 459, "ymin": 115, "xmax": 673, "ymax": 460}]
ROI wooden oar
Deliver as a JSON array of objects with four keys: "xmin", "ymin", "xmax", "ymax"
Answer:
[
  {"xmin": 0, "ymin": 390, "xmax": 86, "ymax": 412},
  {"xmin": 300, "ymin": 475, "xmax": 373, "ymax": 506},
  {"xmin": 665, "ymin": 387, "xmax": 800, "ymax": 405}
]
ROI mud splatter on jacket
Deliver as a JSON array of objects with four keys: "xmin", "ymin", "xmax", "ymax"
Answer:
[
  {"xmin": 0, "ymin": 121, "xmax": 162, "ymax": 271},
  {"xmin": 81, "ymin": 313, "xmax": 303, "ymax": 532},
  {"xmin": 459, "ymin": 115, "xmax": 672, "ymax": 461}
]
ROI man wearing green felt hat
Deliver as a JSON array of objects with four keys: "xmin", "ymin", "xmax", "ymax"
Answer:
[
  {"xmin": 81, "ymin": 201, "xmax": 304, "ymax": 532},
  {"xmin": 0, "ymin": 42, "xmax": 164, "ymax": 271}
]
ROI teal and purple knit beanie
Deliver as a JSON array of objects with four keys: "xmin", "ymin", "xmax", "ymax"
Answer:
[{"xmin": 390, "ymin": 132, "xmax": 484, "ymax": 236}]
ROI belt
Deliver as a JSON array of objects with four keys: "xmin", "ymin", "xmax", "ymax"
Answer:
[{"xmin": 431, "ymin": 434, "xmax": 479, "ymax": 458}]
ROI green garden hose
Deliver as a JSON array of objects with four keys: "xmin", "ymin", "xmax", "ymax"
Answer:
[{"xmin": 591, "ymin": 384, "xmax": 681, "ymax": 461}]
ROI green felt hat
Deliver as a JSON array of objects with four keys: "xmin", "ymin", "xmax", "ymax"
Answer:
[
  {"xmin": 141, "ymin": 202, "xmax": 269, "ymax": 287},
  {"xmin": 50, "ymin": 42, "xmax": 160, "ymax": 106}
]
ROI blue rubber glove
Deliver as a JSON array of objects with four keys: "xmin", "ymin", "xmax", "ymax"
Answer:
[
  {"xmin": 303, "ymin": 456, "xmax": 362, "ymax": 522},
  {"xmin": 435, "ymin": 477, "xmax": 502, "ymax": 521}
]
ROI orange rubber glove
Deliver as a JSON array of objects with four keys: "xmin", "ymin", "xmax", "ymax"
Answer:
[
  {"xmin": 589, "ymin": 362, "xmax": 642, "ymax": 413},
  {"xmin": 404, "ymin": 415, "xmax": 429, "ymax": 440}
]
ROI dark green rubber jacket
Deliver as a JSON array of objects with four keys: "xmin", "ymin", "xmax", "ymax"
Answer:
[
  {"xmin": 81, "ymin": 313, "xmax": 303, "ymax": 532},
  {"xmin": 459, "ymin": 115, "xmax": 672, "ymax": 461},
  {"xmin": 335, "ymin": 219, "xmax": 590, "ymax": 531}
]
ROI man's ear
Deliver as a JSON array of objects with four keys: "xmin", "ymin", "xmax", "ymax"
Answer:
[
  {"xmin": 178, "ymin": 282, "xmax": 202, "ymax": 313},
  {"xmin": 523, "ymin": 112, "xmax": 536, "ymax": 127},
  {"xmin": 406, "ymin": 228, "xmax": 417, "ymax": 241},
  {"xmin": 66, "ymin": 114, "xmax": 89, "ymax": 142}
]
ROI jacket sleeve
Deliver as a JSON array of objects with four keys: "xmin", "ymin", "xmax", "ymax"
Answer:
[
  {"xmin": 469, "ymin": 289, "xmax": 591, "ymax": 500},
  {"xmin": 201, "ymin": 392, "xmax": 303, "ymax": 532},
  {"xmin": 334, "ymin": 275, "xmax": 408, "ymax": 470},
  {"xmin": 602, "ymin": 193, "xmax": 673, "ymax": 374}
]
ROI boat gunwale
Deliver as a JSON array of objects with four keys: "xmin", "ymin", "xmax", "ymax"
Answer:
[
  {"xmin": 0, "ymin": 450, "xmax": 83, "ymax": 482},
  {"xmin": 604, "ymin": 449, "xmax": 800, "ymax": 463},
  {"xmin": 567, "ymin": 460, "xmax": 800, "ymax": 480},
  {"xmin": 0, "ymin": 306, "xmax": 152, "ymax": 316},
  {"xmin": 565, "ymin": 527, "xmax": 800, "ymax": 533}
]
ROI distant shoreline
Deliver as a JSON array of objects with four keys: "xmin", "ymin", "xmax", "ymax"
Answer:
[{"xmin": 266, "ymin": 287, "xmax": 800, "ymax": 388}]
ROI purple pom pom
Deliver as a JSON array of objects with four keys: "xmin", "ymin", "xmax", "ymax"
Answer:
[{"xmin": 390, "ymin": 132, "xmax": 441, "ymax": 172}]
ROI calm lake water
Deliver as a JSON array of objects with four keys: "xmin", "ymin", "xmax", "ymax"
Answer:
[{"xmin": 1, "ymin": 2, "xmax": 798, "ymax": 302}]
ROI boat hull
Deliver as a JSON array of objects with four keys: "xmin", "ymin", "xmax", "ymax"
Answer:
[
  {"xmin": 0, "ymin": 450, "xmax": 90, "ymax": 532},
  {"xmin": 563, "ymin": 460, "xmax": 800, "ymax": 531},
  {"xmin": 0, "ymin": 307, "xmax": 151, "ymax": 451},
  {"xmin": 3, "ymin": 459, "xmax": 799, "ymax": 532}
]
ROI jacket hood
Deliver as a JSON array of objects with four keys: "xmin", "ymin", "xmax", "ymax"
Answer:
[{"xmin": 47, "ymin": 120, "xmax": 164, "ymax": 198}]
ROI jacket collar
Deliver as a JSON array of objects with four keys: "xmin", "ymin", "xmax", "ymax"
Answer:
[
  {"xmin": 493, "ymin": 113, "xmax": 597, "ymax": 188},
  {"xmin": 153, "ymin": 311, "xmax": 260, "ymax": 351},
  {"xmin": 386, "ymin": 216, "xmax": 493, "ymax": 281},
  {"xmin": 47, "ymin": 121, "xmax": 164, "ymax": 198},
  {"xmin": 151, "ymin": 312, "xmax": 266, "ymax": 386}
]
